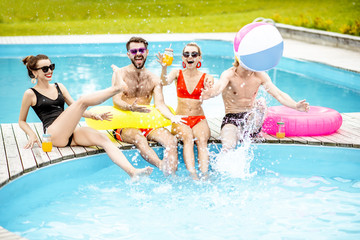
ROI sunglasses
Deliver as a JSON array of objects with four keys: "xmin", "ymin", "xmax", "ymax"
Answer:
[
  {"xmin": 35, "ymin": 63, "xmax": 55, "ymax": 73},
  {"xmin": 183, "ymin": 51, "xmax": 200, "ymax": 58},
  {"xmin": 128, "ymin": 47, "xmax": 147, "ymax": 55}
]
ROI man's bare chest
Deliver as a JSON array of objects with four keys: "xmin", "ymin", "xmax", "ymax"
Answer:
[
  {"xmin": 124, "ymin": 79, "xmax": 154, "ymax": 97},
  {"xmin": 227, "ymin": 79, "xmax": 261, "ymax": 96}
]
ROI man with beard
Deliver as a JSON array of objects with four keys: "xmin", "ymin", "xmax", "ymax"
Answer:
[{"xmin": 111, "ymin": 37, "xmax": 183, "ymax": 175}]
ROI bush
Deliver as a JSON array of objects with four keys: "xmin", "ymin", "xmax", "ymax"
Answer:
[{"xmin": 340, "ymin": 20, "xmax": 360, "ymax": 36}]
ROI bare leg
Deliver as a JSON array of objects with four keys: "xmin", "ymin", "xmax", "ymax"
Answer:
[
  {"xmin": 254, "ymin": 97, "xmax": 267, "ymax": 129},
  {"xmin": 193, "ymin": 120, "xmax": 211, "ymax": 177},
  {"xmin": 172, "ymin": 123, "xmax": 198, "ymax": 179},
  {"xmin": 120, "ymin": 128, "xmax": 162, "ymax": 168},
  {"xmin": 245, "ymin": 98, "xmax": 267, "ymax": 136},
  {"xmin": 48, "ymin": 85, "xmax": 122, "ymax": 146},
  {"xmin": 220, "ymin": 124, "xmax": 239, "ymax": 152},
  {"xmin": 147, "ymin": 128, "xmax": 179, "ymax": 175},
  {"xmin": 72, "ymin": 127, "xmax": 152, "ymax": 178}
]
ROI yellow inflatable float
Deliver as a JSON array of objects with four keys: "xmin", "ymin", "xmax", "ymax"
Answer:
[{"xmin": 85, "ymin": 105, "xmax": 174, "ymax": 130}]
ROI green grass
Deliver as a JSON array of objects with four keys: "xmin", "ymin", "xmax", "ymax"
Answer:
[{"xmin": 1, "ymin": 0, "xmax": 359, "ymax": 36}]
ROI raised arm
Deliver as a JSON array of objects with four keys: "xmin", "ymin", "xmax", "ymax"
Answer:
[
  {"xmin": 18, "ymin": 90, "xmax": 41, "ymax": 148},
  {"xmin": 156, "ymin": 52, "xmax": 178, "ymax": 86},
  {"xmin": 111, "ymin": 67, "xmax": 132, "ymax": 111},
  {"xmin": 261, "ymin": 72, "xmax": 309, "ymax": 112},
  {"xmin": 201, "ymin": 70, "xmax": 231, "ymax": 100}
]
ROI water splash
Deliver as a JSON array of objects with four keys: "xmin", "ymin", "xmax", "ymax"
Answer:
[
  {"xmin": 210, "ymin": 105, "xmax": 267, "ymax": 179},
  {"xmin": 211, "ymin": 141, "xmax": 257, "ymax": 179}
]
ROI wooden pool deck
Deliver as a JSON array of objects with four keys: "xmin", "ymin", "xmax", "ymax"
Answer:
[
  {"xmin": 1, "ymin": 113, "xmax": 360, "ymax": 189},
  {"xmin": 0, "ymin": 113, "xmax": 359, "ymax": 239}
]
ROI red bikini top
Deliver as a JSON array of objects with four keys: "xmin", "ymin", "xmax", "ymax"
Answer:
[{"xmin": 176, "ymin": 70, "xmax": 206, "ymax": 100}]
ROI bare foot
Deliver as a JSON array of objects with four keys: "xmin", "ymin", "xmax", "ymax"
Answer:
[
  {"xmin": 111, "ymin": 64, "xmax": 128, "ymax": 92},
  {"xmin": 160, "ymin": 159, "xmax": 176, "ymax": 176},
  {"xmin": 131, "ymin": 166, "xmax": 153, "ymax": 179},
  {"xmin": 199, "ymin": 172, "xmax": 209, "ymax": 181},
  {"xmin": 189, "ymin": 171, "xmax": 199, "ymax": 180}
]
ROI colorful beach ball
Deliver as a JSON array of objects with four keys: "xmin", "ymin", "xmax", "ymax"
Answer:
[{"xmin": 234, "ymin": 22, "xmax": 284, "ymax": 72}]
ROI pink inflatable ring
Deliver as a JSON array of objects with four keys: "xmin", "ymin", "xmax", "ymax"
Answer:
[{"xmin": 262, "ymin": 106, "xmax": 342, "ymax": 137}]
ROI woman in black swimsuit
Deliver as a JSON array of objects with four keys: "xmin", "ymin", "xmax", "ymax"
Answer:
[{"xmin": 19, "ymin": 54, "xmax": 152, "ymax": 178}]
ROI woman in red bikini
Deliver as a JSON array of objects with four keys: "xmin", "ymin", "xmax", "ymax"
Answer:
[{"xmin": 157, "ymin": 43, "xmax": 214, "ymax": 180}]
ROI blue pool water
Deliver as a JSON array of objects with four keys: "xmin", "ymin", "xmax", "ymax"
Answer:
[
  {"xmin": 0, "ymin": 40, "xmax": 360, "ymax": 123},
  {"xmin": 0, "ymin": 144, "xmax": 359, "ymax": 239}
]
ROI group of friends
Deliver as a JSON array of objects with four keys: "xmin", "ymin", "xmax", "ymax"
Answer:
[{"xmin": 19, "ymin": 36, "xmax": 309, "ymax": 180}]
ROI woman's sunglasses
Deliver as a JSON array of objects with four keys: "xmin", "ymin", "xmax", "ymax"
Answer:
[
  {"xmin": 35, "ymin": 63, "xmax": 55, "ymax": 73},
  {"xmin": 128, "ymin": 47, "xmax": 147, "ymax": 55},
  {"xmin": 183, "ymin": 52, "xmax": 199, "ymax": 58}
]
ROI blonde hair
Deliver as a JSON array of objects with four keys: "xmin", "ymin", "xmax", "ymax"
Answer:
[
  {"xmin": 183, "ymin": 42, "xmax": 202, "ymax": 56},
  {"xmin": 233, "ymin": 58, "xmax": 240, "ymax": 67}
]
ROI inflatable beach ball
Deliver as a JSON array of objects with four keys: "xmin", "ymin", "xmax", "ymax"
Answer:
[{"xmin": 234, "ymin": 22, "xmax": 284, "ymax": 72}]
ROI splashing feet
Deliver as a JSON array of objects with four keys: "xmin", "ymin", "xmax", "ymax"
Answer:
[{"xmin": 131, "ymin": 166, "xmax": 153, "ymax": 181}]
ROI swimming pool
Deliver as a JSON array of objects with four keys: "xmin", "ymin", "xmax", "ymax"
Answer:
[
  {"xmin": 0, "ymin": 40, "xmax": 360, "ymax": 123},
  {"xmin": 0, "ymin": 144, "xmax": 359, "ymax": 239},
  {"xmin": 1, "ymin": 39, "xmax": 360, "ymax": 239}
]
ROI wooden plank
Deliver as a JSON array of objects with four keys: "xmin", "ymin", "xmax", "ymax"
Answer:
[
  {"xmin": 278, "ymin": 136, "xmax": 294, "ymax": 144},
  {"xmin": 120, "ymin": 141, "xmax": 136, "ymax": 150},
  {"xmin": 261, "ymin": 132, "xmax": 280, "ymax": 143},
  {"xmin": 1, "ymin": 124, "xmax": 23, "ymax": 179},
  {"xmin": 340, "ymin": 123, "xmax": 360, "ymax": 137},
  {"xmin": 338, "ymin": 126, "xmax": 360, "ymax": 138},
  {"xmin": 29, "ymin": 123, "xmax": 52, "ymax": 166},
  {"xmin": 342, "ymin": 113, "xmax": 360, "ymax": 125},
  {"xmin": 211, "ymin": 117, "xmax": 223, "ymax": 125},
  {"xmin": 57, "ymin": 147, "xmax": 75, "ymax": 160},
  {"xmin": 341, "ymin": 121, "xmax": 360, "ymax": 132},
  {"xmin": 207, "ymin": 118, "xmax": 221, "ymax": 140},
  {"xmin": 70, "ymin": 146, "xmax": 88, "ymax": 157},
  {"xmin": 335, "ymin": 129, "xmax": 360, "ymax": 148},
  {"xmin": 296, "ymin": 136, "xmax": 322, "ymax": 145},
  {"xmin": 286, "ymin": 136, "xmax": 307, "ymax": 145},
  {"xmin": 207, "ymin": 118, "xmax": 221, "ymax": 131},
  {"xmin": 317, "ymin": 132, "xmax": 353, "ymax": 147},
  {"xmin": 334, "ymin": 128, "xmax": 360, "ymax": 141},
  {"xmin": 0, "ymin": 125, "xmax": 9, "ymax": 187},
  {"xmin": 11, "ymin": 123, "xmax": 37, "ymax": 172},
  {"xmin": 311, "ymin": 135, "xmax": 338, "ymax": 146},
  {"xmin": 207, "ymin": 120, "xmax": 221, "ymax": 142},
  {"xmin": 340, "ymin": 122, "xmax": 358, "ymax": 132},
  {"xmin": 148, "ymin": 141, "xmax": 161, "ymax": 148},
  {"xmin": 343, "ymin": 112, "xmax": 360, "ymax": 120},
  {"xmin": 83, "ymin": 146, "xmax": 99, "ymax": 155}
]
